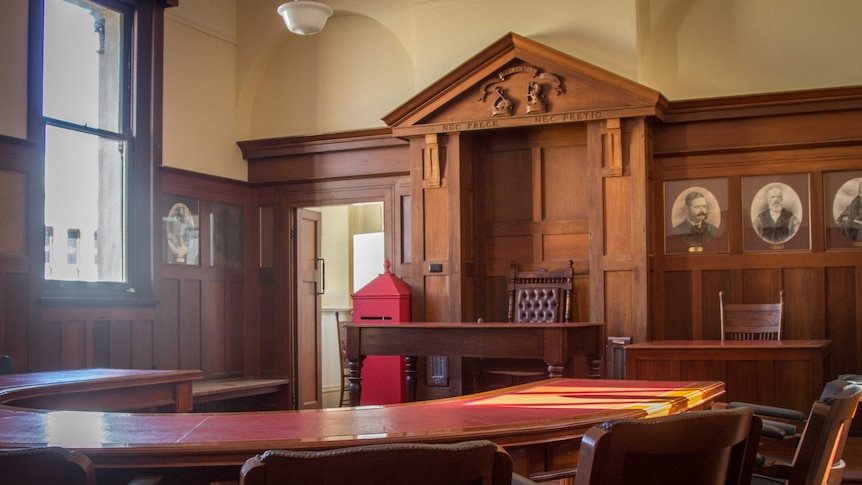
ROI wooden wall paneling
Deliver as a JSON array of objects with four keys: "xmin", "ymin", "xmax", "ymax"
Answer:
[
  {"xmin": 423, "ymin": 184, "xmax": 449, "ymax": 261},
  {"xmin": 543, "ymin": 145, "xmax": 589, "ymax": 221},
  {"xmin": 588, "ymin": 122, "xmax": 606, "ymax": 325},
  {"xmin": 396, "ymin": 176, "xmax": 412, "ymax": 283},
  {"xmin": 228, "ymin": 279, "xmax": 244, "ymax": 375},
  {"xmin": 258, "ymin": 267, "xmax": 275, "ymax": 376},
  {"xmin": 701, "ymin": 270, "xmax": 733, "ymax": 340},
  {"xmin": 132, "ymin": 319, "xmax": 154, "ymax": 370},
  {"xmin": 33, "ymin": 321, "xmax": 61, "ymax": 371},
  {"xmin": 92, "ymin": 321, "xmax": 109, "ymax": 368},
  {"xmin": 155, "ymin": 278, "xmax": 180, "ymax": 370},
  {"xmin": 178, "ymin": 278, "xmax": 202, "ymax": 371},
  {"xmin": 61, "ymin": 321, "xmax": 87, "ymax": 369},
  {"xmin": 0, "ymin": 169, "xmax": 26, "ymax": 256},
  {"xmin": 202, "ymin": 280, "xmax": 226, "ymax": 376},
  {"xmin": 739, "ymin": 268, "xmax": 776, "ymax": 303},
  {"xmin": 689, "ymin": 270, "xmax": 703, "ymax": 339},
  {"xmin": 627, "ymin": 119, "xmax": 651, "ymax": 344},
  {"xmin": 0, "ymin": 137, "xmax": 34, "ymax": 372},
  {"xmin": 661, "ymin": 271, "xmax": 693, "ymax": 340},
  {"xmin": 2, "ymin": 273, "xmax": 28, "ymax": 370},
  {"xmin": 826, "ymin": 266, "xmax": 857, "ymax": 375},
  {"xmin": 460, "ymin": 192, "xmax": 476, "ymax": 322},
  {"xmin": 256, "ymin": 199, "xmax": 276, "ymax": 377},
  {"xmin": 109, "ymin": 320, "xmax": 133, "ymax": 368},
  {"xmin": 782, "ymin": 267, "xmax": 824, "ymax": 339},
  {"xmin": 605, "ymin": 271, "xmax": 634, "ymax": 339}
]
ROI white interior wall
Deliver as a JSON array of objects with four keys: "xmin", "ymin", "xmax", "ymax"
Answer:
[{"xmin": 2, "ymin": 0, "xmax": 862, "ymax": 179}]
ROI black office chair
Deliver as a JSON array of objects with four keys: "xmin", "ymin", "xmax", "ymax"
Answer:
[
  {"xmin": 723, "ymin": 377, "xmax": 862, "ymax": 485},
  {"xmin": 0, "ymin": 355, "xmax": 13, "ymax": 375},
  {"xmin": 0, "ymin": 447, "xmax": 97, "ymax": 485}
]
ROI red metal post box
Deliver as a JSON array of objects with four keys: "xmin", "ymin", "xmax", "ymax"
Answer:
[{"xmin": 351, "ymin": 260, "xmax": 411, "ymax": 404}]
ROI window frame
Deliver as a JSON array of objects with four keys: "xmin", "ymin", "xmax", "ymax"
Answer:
[{"xmin": 28, "ymin": 0, "xmax": 173, "ymax": 305}]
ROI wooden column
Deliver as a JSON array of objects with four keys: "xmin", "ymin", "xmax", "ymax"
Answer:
[
  {"xmin": 589, "ymin": 118, "xmax": 651, "ymax": 343},
  {"xmin": 410, "ymin": 133, "xmax": 473, "ymax": 323}
]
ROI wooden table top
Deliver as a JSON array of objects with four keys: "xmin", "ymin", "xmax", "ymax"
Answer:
[{"xmin": 0, "ymin": 377, "xmax": 724, "ymax": 467}]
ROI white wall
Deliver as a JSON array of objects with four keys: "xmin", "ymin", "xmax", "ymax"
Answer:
[{"xmin": 3, "ymin": 0, "xmax": 862, "ymax": 180}]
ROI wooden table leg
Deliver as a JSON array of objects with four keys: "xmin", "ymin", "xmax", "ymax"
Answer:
[
  {"xmin": 347, "ymin": 358, "xmax": 363, "ymax": 406},
  {"xmin": 405, "ymin": 356, "xmax": 417, "ymax": 402}
]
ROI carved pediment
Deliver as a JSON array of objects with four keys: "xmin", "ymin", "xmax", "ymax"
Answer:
[{"xmin": 383, "ymin": 33, "xmax": 667, "ymax": 136}]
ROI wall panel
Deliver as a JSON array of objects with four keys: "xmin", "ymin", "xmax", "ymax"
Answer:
[{"xmin": 653, "ymin": 99, "xmax": 862, "ymax": 381}]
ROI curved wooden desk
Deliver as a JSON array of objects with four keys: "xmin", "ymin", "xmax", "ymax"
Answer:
[
  {"xmin": 0, "ymin": 376, "xmax": 723, "ymax": 483},
  {"xmin": 0, "ymin": 368, "xmax": 202, "ymax": 412}
]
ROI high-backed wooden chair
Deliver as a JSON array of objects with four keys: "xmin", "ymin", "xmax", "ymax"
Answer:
[
  {"xmin": 334, "ymin": 311, "xmax": 351, "ymax": 407},
  {"xmin": 573, "ymin": 407, "xmax": 762, "ymax": 485},
  {"xmin": 507, "ymin": 260, "xmax": 574, "ymax": 324},
  {"xmin": 473, "ymin": 260, "xmax": 575, "ymax": 392},
  {"xmin": 720, "ymin": 290, "xmax": 784, "ymax": 341},
  {"xmin": 239, "ymin": 440, "xmax": 531, "ymax": 485},
  {"xmin": 742, "ymin": 379, "xmax": 862, "ymax": 485},
  {"xmin": 0, "ymin": 447, "xmax": 97, "ymax": 485}
]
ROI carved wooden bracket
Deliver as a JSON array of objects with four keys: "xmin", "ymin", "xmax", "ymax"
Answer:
[
  {"xmin": 605, "ymin": 118, "xmax": 623, "ymax": 177},
  {"xmin": 424, "ymin": 133, "xmax": 441, "ymax": 188},
  {"xmin": 478, "ymin": 65, "xmax": 564, "ymax": 117}
]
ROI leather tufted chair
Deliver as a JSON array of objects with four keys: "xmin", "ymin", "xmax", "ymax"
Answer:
[{"xmin": 472, "ymin": 260, "xmax": 575, "ymax": 393}]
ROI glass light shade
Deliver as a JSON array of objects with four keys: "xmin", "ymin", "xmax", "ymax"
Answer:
[{"xmin": 277, "ymin": 1, "xmax": 333, "ymax": 35}]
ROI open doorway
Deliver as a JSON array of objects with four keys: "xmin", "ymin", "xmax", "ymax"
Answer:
[{"xmin": 313, "ymin": 202, "xmax": 384, "ymax": 408}]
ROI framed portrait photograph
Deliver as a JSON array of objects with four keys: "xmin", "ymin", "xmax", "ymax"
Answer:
[
  {"xmin": 742, "ymin": 173, "xmax": 810, "ymax": 252},
  {"xmin": 163, "ymin": 195, "xmax": 200, "ymax": 265},
  {"xmin": 664, "ymin": 178, "xmax": 729, "ymax": 254},
  {"xmin": 824, "ymin": 170, "xmax": 862, "ymax": 249},
  {"xmin": 210, "ymin": 201, "xmax": 243, "ymax": 267}
]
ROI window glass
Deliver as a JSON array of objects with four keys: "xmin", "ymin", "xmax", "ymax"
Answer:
[
  {"xmin": 44, "ymin": 126, "xmax": 125, "ymax": 282},
  {"xmin": 42, "ymin": 0, "xmax": 129, "ymax": 285},
  {"xmin": 43, "ymin": 0, "xmax": 123, "ymax": 132}
]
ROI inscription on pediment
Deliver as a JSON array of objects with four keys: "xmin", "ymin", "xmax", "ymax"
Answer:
[{"xmin": 478, "ymin": 65, "xmax": 565, "ymax": 117}]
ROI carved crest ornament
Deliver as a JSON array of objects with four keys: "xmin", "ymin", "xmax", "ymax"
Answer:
[{"xmin": 478, "ymin": 65, "xmax": 565, "ymax": 117}]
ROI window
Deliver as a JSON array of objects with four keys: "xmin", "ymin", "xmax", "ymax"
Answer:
[{"xmin": 31, "ymin": 0, "xmax": 170, "ymax": 301}]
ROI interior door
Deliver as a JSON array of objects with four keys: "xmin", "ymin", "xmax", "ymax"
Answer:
[{"xmin": 295, "ymin": 208, "xmax": 322, "ymax": 409}]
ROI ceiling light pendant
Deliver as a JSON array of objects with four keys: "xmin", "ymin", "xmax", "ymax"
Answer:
[{"xmin": 277, "ymin": 1, "xmax": 333, "ymax": 36}]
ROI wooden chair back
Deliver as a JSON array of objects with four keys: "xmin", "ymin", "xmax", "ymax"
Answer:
[
  {"xmin": 720, "ymin": 290, "xmax": 784, "ymax": 341},
  {"xmin": 334, "ymin": 311, "xmax": 351, "ymax": 407},
  {"xmin": 784, "ymin": 380, "xmax": 862, "ymax": 485},
  {"xmin": 239, "ymin": 440, "xmax": 514, "ymax": 485},
  {"xmin": 0, "ymin": 447, "xmax": 96, "ymax": 485},
  {"xmin": 574, "ymin": 407, "xmax": 762, "ymax": 485},
  {"xmin": 507, "ymin": 260, "xmax": 574, "ymax": 323}
]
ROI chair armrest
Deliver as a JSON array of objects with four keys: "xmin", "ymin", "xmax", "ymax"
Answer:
[
  {"xmin": 761, "ymin": 419, "xmax": 799, "ymax": 439},
  {"xmin": 526, "ymin": 467, "xmax": 578, "ymax": 482},
  {"xmin": 511, "ymin": 473, "xmax": 540, "ymax": 485},
  {"xmin": 726, "ymin": 402, "xmax": 806, "ymax": 422}
]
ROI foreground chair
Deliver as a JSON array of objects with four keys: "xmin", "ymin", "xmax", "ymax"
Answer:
[
  {"xmin": 573, "ymin": 407, "xmax": 761, "ymax": 485},
  {"xmin": 720, "ymin": 290, "xmax": 784, "ymax": 341},
  {"xmin": 741, "ymin": 379, "xmax": 862, "ymax": 485},
  {"xmin": 240, "ymin": 440, "xmax": 532, "ymax": 485},
  {"xmin": 0, "ymin": 447, "xmax": 96, "ymax": 485}
]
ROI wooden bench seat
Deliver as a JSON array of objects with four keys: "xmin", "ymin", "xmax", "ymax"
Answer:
[{"xmin": 192, "ymin": 377, "xmax": 290, "ymax": 411}]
